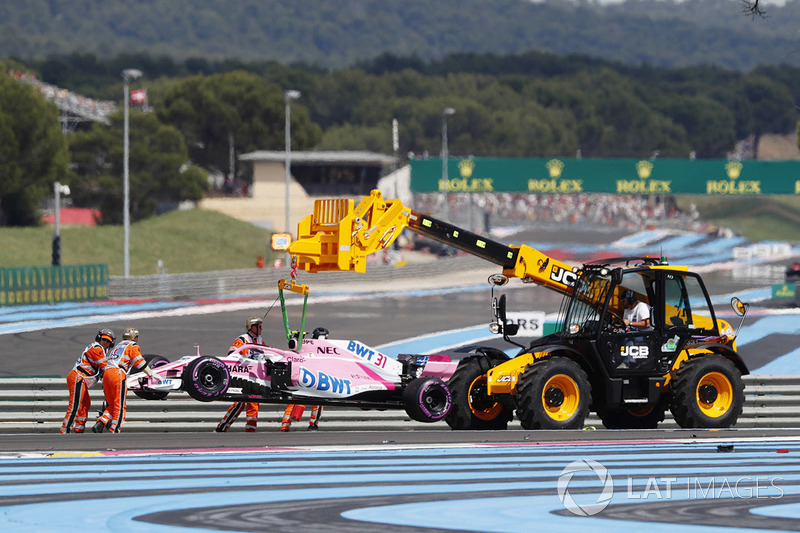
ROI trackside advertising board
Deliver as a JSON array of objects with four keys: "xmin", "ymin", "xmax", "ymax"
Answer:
[
  {"xmin": 410, "ymin": 157, "xmax": 800, "ymax": 195},
  {"xmin": 505, "ymin": 311, "xmax": 546, "ymax": 337}
]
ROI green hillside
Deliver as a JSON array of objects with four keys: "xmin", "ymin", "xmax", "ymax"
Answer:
[
  {"xmin": 675, "ymin": 196, "xmax": 800, "ymax": 243},
  {"xmin": 1, "ymin": 200, "xmax": 797, "ymax": 280},
  {"xmin": 0, "ymin": 0, "xmax": 797, "ymax": 71},
  {"xmin": 0, "ymin": 209, "xmax": 278, "ymax": 276}
]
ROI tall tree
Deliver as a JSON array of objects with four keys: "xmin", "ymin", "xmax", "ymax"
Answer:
[
  {"xmin": 68, "ymin": 110, "xmax": 208, "ymax": 224},
  {"xmin": 156, "ymin": 71, "xmax": 322, "ymax": 179},
  {"xmin": 0, "ymin": 69, "xmax": 69, "ymax": 226}
]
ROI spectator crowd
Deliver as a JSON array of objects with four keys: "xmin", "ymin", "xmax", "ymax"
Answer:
[
  {"xmin": 9, "ymin": 69, "xmax": 115, "ymax": 124},
  {"xmin": 413, "ymin": 192, "xmax": 701, "ymax": 233}
]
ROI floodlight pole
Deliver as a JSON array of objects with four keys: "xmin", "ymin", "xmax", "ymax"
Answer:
[
  {"xmin": 442, "ymin": 107, "xmax": 455, "ymax": 221},
  {"xmin": 122, "ymin": 68, "xmax": 143, "ymax": 278},
  {"xmin": 284, "ymin": 89, "xmax": 301, "ymax": 264}
]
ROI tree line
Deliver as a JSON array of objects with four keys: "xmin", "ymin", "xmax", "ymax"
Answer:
[
  {"xmin": 1, "ymin": 47, "xmax": 798, "ymax": 226},
  {"xmin": 1, "ymin": 0, "xmax": 799, "ymax": 72}
]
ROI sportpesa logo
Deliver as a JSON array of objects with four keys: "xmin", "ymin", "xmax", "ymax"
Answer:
[{"xmin": 557, "ymin": 459, "xmax": 614, "ymax": 516}]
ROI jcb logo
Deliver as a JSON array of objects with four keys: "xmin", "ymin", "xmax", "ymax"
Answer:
[
  {"xmin": 496, "ymin": 375, "xmax": 513, "ymax": 383},
  {"xmin": 620, "ymin": 346, "xmax": 649, "ymax": 359},
  {"xmin": 550, "ymin": 266, "xmax": 577, "ymax": 287}
]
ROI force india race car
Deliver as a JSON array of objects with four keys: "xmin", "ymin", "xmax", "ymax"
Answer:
[
  {"xmin": 127, "ymin": 280, "xmax": 454, "ymax": 423},
  {"xmin": 128, "ymin": 341, "xmax": 454, "ymax": 422}
]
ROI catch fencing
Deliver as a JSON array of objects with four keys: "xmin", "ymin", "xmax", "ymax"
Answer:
[
  {"xmin": 106, "ymin": 255, "xmax": 490, "ymax": 300},
  {"xmin": 1, "ymin": 374, "xmax": 798, "ymax": 433}
]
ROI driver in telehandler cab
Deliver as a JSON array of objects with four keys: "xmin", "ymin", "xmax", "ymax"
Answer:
[{"xmin": 621, "ymin": 289, "xmax": 651, "ymax": 330}]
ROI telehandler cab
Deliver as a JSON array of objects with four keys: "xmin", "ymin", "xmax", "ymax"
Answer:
[{"xmin": 287, "ymin": 190, "xmax": 750, "ymax": 430}]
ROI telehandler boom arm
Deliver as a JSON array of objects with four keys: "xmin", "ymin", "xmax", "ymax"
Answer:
[{"xmin": 287, "ymin": 189, "xmax": 578, "ymax": 296}]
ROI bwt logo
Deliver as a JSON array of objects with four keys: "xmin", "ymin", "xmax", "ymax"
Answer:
[
  {"xmin": 299, "ymin": 367, "xmax": 351, "ymax": 395},
  {"xmin": 347, "ymin": 340, "xmax": 375, "ymax": 360},
  {"xmin": 620, "ymin": 346, "xmax": 649, "ymax": 359}
]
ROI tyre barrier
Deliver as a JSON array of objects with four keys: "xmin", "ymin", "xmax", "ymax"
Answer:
[{"xmin": 1, "ymin": 375, "xmax": 799, "ymax": 433}]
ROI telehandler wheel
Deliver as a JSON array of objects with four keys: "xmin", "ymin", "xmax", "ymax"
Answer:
[
  {"xmin": 669, "ymin": 355, "xmax": 744, "ymax": 428},
  {"xmin": 597, "ymin": 397, "xmax": 668, "ymax": 429},
  {"xmin": 516, "ymin": 357, "xmax": 591, "ymax": 430},
  {"xmin": 444, "ymin": 355, "xmax": 513, "ymax": 430}
]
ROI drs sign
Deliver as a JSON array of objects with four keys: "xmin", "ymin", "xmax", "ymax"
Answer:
[{"xmin": 505, "ymin": 311, "xmax": 546, "ymax": 337}]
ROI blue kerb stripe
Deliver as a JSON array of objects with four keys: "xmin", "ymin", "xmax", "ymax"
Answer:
[
  {"xmin": 612, "ymin": 230, "xmax": 668, "ymax": 248},
  {"xmin": 656, "ymin": 233, "xmax": 707, "ymax": 251},
  {"xmin": 0, "ymin": 301, "xmax": 192, "ymax": 324},
  {"xmin": 686, "ymin": 236, "xmax": 749, "ymax": 254},
  {"xmin": 378, "ymin": 325, "xmax": 490, "ymax": 358}
]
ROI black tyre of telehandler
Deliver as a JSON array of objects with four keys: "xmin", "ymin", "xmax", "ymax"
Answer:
[
  {"xmin": 445, "ymin": 355, "xmax": 513, "ymax": 430},
  {"xmin": 669, "ymin": 354, "xmax": 744, "ymax": 428},
  {"xmin": 516, "ymin": 356, "xmax": 591, "ymax": 430},
  {"xmin": 597, "ymin": 397, "xmax": 668, "ymax": 429}
]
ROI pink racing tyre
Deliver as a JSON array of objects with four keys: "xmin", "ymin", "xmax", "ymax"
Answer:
[
  {"xmin": 403, "ymin": 377, "xmax": 452, "ymax": 422},
  {"xmin": 184, "ymin": 356, "xmax": 230, "ymax": 402}
]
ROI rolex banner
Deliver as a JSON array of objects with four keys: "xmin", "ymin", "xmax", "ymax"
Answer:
[{"xmin": 409, "ymin": 157, "xmax": 800, "ymax": 195}]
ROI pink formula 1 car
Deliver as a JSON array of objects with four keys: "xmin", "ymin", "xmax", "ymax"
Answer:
[{"xmin": 128, "ymin": 280, "xmax": 454, "ymax": 423}]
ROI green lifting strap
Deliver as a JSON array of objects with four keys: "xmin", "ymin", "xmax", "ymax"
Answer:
[{"xmin": 278, "ymin": 279, "xmax": 309, "ymax": 353}]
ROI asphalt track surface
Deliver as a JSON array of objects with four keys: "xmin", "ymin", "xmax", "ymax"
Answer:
[
  {"xmin": 3, "ymin": 431, "xmax": 800, "ymax": 532},
  {"xmin": 0, "ymin": 259, "xmax": 795, "ymax": 377},
  {"xmin": 3, "ymin": 226, "xmax": 800, "ymax": 531}
]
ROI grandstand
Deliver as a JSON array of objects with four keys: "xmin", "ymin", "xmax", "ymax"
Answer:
[{"xmin": 9, "ymin": 70, "xmax": 116, "ymax": 131}]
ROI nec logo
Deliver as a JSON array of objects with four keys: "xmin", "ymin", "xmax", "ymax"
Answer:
[
  {"xmin": 620, "ymin": 346, "xmax": 649, "ymax": 358},
  {"xmin": 316, "ymin": 346, "xmax": 340, "ymax": 355}
]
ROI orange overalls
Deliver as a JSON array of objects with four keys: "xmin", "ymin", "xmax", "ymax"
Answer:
[
  {"xmin": 215, "ymin": 333, "xmax": 264, "ymax": 432},
  {"xmin": 60, "ymin": 342, "xmax": 108, "ymax": 434},
  {"xmin": 280, "ymin": 404, "xmax": 323, "ymax": 431},
  {"xmin": 96, "ymin": 340, "xmax": 146, "ymax": 433},
  {"xmin": 280, "ymin": 327, "xmax": 326, "ymax": 431}
]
